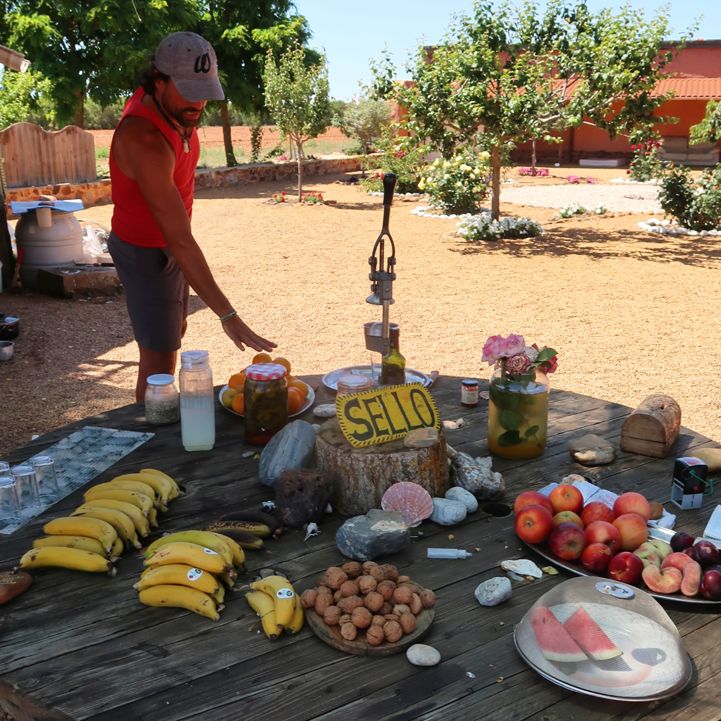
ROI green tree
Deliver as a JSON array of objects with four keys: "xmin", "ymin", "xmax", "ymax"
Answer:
[
  {"xmin": 690, "ymin": 100, "xmax": 721, "ymax": 144},
  {"xmin": 338, "ymin": 98, "xmax": 391, "ymax": 174},
  {"xmin": 396, "ymin": 0, "xmax": 685, "ymax": 220},
  {"xmin": 263, "ymin": 44, "xmax": 331, "ymax": 200},
  {"xmin": 0, "ymin": 67, "xmax": 55, "ymax": 127}
]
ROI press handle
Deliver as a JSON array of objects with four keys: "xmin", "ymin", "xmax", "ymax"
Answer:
[{"xmin": 383, "ymin": 172, "xmax": 397, "ymax": 206}]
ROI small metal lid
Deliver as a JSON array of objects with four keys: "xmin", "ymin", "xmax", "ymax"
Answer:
[
  {"xmin": 337, "ymin": 373, "xmax": 375, "ymax": 391},
  {"xmin": 147, "ymin": 374, "xmax": 176, "ymax": 386},
  {"xmin": 246, "ymin": 363, "xmax": 287, "ymax": 381},
  {"xmin": 461, "ymin": 379, "xmax": 478, "ymax": 387}
]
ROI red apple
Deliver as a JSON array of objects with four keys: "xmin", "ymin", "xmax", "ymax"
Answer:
[
  {"xmin": 552, "ymin": 511, "xmax": 584, "ymax": 529},
  {"xmin": 581, "ymin": 501, "xmax": 616, "ymax": 526},
  {"xmin": 584, "ymin": 520, "xmax": 622, "ymax": 553},
  {"xmin": 549, "ymin": 484, "xmax": 584, "ymax": 515},
  {"xmin": 514, "ymin": 504, "xmax": 554, "ymax": 544},
  {"xmin": 581, "ymin": 542, "xmax": 613, "ymax": 573},
  {"xmin": 612, "ymin": 512, "xmax": 649, "ymax": 551},
  {"xmin": 548, "ymin": 522, "xmax": 587, "ymax": 561},
  {"xmin": 608, "ymin": 551, "xmax": 644, "ymax": 584},
  {"xmin": 613, "ymin": 491, "xmax": 652, "ymax": 521},
  {"xmin": 513, "ymin": 490, "xmax": 553, "ymax": 516}
]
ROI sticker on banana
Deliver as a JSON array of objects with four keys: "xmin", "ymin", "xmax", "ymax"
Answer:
[
  {"xmin": 250, "ymin": 575, "xmax": 296, "ymax": 627},
  {"xmin": 245, "ymin": 590, "xmax": 282, "ymax": 639},
  {"xmin": 144, "ymin": 542, "xmax": 231, "ymax": 576},
  {"xmin": 144, "ymin": 531, "xmax": 235, "ymax": 568},
  {"xmin": 138, "ymin": 584, "xmax": 219, "ymax": 621},
  {"xmin": 18, "ymin": 547, "xmax": 116, "ymax": 575},
  {"xmin": 135, "ymin": 564, "xmax": 224, "ymax": 603}
]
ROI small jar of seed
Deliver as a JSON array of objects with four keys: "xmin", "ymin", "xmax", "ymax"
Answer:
[{"xmin": 145, "ymin": 374, "xmax": 180, "ymax": 424}]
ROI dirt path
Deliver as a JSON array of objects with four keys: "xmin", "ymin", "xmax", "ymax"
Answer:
[{"xmin": 2, "ymin": 170, "xmax": 720, "ymax": 458}]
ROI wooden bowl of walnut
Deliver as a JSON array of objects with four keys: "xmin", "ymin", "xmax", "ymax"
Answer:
[{"xmin": 300, "ymin": 560, "xmax": 436, "ymax": 656}]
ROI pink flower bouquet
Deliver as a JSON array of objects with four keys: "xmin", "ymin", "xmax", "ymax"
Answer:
[{"xmin": 482, "ymin": 333, "xmax": 558, "ymax": 385}]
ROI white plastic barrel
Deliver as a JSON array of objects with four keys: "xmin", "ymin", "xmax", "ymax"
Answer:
[{"xmin": 15, "ymin": 209, "xmax": 84, "ymax": 287}]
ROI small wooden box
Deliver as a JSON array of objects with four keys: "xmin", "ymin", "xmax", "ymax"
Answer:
[{"xmin": 620, "ymin": 394, "xmax": 681, "ymax": 458}]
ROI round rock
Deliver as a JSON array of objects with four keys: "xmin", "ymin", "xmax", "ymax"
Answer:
[
  {"xmin": 313, "ymin": 403, "xmax": 336, "ymax": 418},
  {"xmin": 430, "ymin": 497, "xmax": 467, "ymax": 526},
  {"xmin": 474, "ymin": 577, "xmax": 512, "ymax": 607},
  {"xmin": 445, "ymin": 486, "xmax": 479, "ymax": 512},
  {"xmin": 406, "ymin": 643, "xmax": 441, "ymax": 667}
]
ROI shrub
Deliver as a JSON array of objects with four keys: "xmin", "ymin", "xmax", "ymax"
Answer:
[
  {"xmin": 457, "ymin": 213, "xmax": 542, "ymax": 241},
  {"xmin": 628, "ymin": 138, "xmax": 664, "ymax": 181},
  {"xmin": 361, "ymin": 141, "xmax": 428, "ymax": 194},
  {"xmin": 419, "ymin": 152, "xmax": 491, "ymax": 214},
  {"xmin": 658, "ymin": 164, "xmax": 721, "ymax": 231},
  {"xmin": 518, "ymin": 166, "xmax": 549, "ymax": 176},
  {"xmin": 558, "ymin": 203, "xmax": 587, "ymax": 218}
]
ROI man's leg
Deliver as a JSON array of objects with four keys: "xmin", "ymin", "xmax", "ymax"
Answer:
[{"xmin": 136, "ymin": 346, "xmax": 178, "ymax": 403}]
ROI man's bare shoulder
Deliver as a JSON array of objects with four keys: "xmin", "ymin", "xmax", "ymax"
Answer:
[{"xmin": 115, "ymin": 115, "xmax": 171, "ymax": 153}]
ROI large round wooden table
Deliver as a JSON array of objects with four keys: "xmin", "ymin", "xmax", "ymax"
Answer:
[{"xmin": 0, "ymin": 375, "xmax": 719, "ymax": 721}]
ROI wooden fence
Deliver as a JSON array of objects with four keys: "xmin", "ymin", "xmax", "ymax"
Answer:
[{"xmin": 0, "ymin": 123, "xmax": 96, "ymax": 188}]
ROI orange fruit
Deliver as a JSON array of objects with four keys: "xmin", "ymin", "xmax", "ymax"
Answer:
[
  {"xmin": 228, "ymin": 371, "xmax": 246, "ymax": 391},
  {"xmin": 252, "ymin": 352, "xmax": 272, "ymax": 364},
  {"xmin": 288, "ymin": 378, "xmax": 308, "ymax": 398},
  {"xmin": 273, "ymin": 356, "xmax": 292, "ymax": 374},
  {"xmin": 231, "ymin": 393, "xmax": 246, "ymax": 415},
  {"xmin": 287, "ymin": 387, "xmax": 305, "ymax": 414}
]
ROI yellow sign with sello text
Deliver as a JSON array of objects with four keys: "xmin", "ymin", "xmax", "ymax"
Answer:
[{"xmin": 336, "ymin": 383, "xmax": 440, "ymax": 448}]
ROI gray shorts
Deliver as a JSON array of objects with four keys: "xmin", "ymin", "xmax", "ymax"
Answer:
[{"xmin": 108, "ymin": 232, "xmax": 189, "ymax": 352}]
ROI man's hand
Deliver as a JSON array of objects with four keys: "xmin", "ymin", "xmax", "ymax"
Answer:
[{"xmin": 222, "ymin": 315, "xmax": 277, "ymax": 353}]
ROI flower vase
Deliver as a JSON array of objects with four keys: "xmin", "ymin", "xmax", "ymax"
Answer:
[{"xmin": 487, "ymin": 369, "xmax": 549, "ymax": 459}]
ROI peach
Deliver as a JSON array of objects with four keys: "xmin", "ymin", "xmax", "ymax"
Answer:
[
  {"xmin": 514, "ymin": 491, "xmax": 553, "ymax": 516},
  {"xmin": 633, "ymin": 543, "xmax": 662, "ymax": 569},
  {"xmin": 581, "ymin": 501, "xmax": 615, "ymax": 526},
  {"xmin": 549, "ymin": 484, "xmax": 584, "ymax": 515},
  {"xmin": 613, "ymin": 492, "xmax": 651, "ymax": 521},
  {"xmin": 680, "ymin": 560, "xmax": 702, "ymax": 597},
  {"xmin": 552, "ymin": 511, "xmax": 584, "ymax": 529},
  {"xmin": 641, "ymin": 565, "xmax": 682, "ymax": 594},
  {"xmin": 612, "ymin": 512, "xmax": 648, "ymax": 551},
  {"xmin": 662, "ymin": 552, "xmax": 695, "ymax": 572}
]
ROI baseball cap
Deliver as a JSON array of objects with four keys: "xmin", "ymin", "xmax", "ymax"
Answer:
[{"xmin": 154, "ymin": 32, "xmax": 225, "ymax": 102}]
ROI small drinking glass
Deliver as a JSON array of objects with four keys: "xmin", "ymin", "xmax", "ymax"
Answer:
[
  {"xmin": 31, "ymin": 456, "xmax": 58, "ymax": 502},
  {"xmin": 0, "ymin": 475, "xmax": 20, "ymax": 528},
  {"xmin": 11, "ymin": 464, "xmax": 40, "ymax": 514},
  {"xmin": 0, "ymin": 461, "xmax": 10, "ymax": 474}
]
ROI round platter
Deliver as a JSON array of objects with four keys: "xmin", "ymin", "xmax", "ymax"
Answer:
[
  {"xmin": 217, "ymin": 383, "xmax": 314, "ymax": 418},
  {"xmin": 524, "ymin": 540, "xmax": 721, "ymax": 606},
  {"xmin": 304, "ymin": 605, "xmax": 434, "ymax": 656},
  {"xmin": 322, "ymin": 366, "xmax": 432, "ymax": 391}
]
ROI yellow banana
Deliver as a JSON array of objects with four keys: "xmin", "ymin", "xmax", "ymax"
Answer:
[
  {"xmin": 286, "ymin": 593, "xmax": 304, "ymax": 635},
  {"xmin": 214, "ymin": 584, "xmax": 226, "ymax": 605},
  {"xmin": 105, "ymin": 479, "xmax": 165, "ymax": 511},
  {"xmin": 144, "ymin": 531, "xmax": 234, "ymax": 567},
  {"xmin": 250, "ymin": 575, "xmax": 296, "ymax": 627},
  {"xmin": 144, "ymin": 542, "xmax": 230, "ymax": 575},
  {"xmin": 219, "ymin": 568, "xmax": 238, "ymax": 589},
  {"xmin": 245, "ymin": 590, "xmax": 282, "ymax": 639},
  {"xmin": 84, "ymin": 486, "xmax": 154, "ymax": 515},
  {"xmin": 148, "ymin": 507, "xmax": 159, "ymax": 528},
  {"xmin": 110, "ymin": 472, "xmax": 172, "ymax": 504},
  {"xmin": 138, "ymin": 584, "xmax": 219, "ymax": 621},
  {"xmin": 75, "ymin": 499, "xmax": 149, "ymax": 537},
  {"xmin": 111, "ymin": 535, "xmax": 124, "ymax": 559},
  {"xmin": 72, "ymin": 505, "xmax": 141, "ymax": 549},
  {"xmin": 18, "ymin": 547, "xmax": 115, "ymax": 575},
  {"xmin": 43, "ymin": 516, "xmax": 117, "ymax": 554},
  {"xmin": 208, "ymin": 532, "xmax": 245, "ymax": 569},
  {"xmin": 135, "ymin": 563, "xmax": 222, "ymax": 599},
  {"xmin": 32, "ymin": 535, "xmax": 108, "ymax": 557},
  {"xmin": 139, "ymin": 468, "xmax": 180, "ymax": 500}
]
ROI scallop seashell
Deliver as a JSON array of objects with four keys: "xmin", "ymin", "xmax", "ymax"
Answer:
[
  {"xmin": 381, "ymin": 482, "xmax": 434, "ymax": 527},
  {"xmin": 500, "ymin": 559, "xmax": 543, "ymax": 579}
]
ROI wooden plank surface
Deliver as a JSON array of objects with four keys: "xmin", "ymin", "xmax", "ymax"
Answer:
[{"xmin": 0, "ymin": 375, "xmax": 719, "ymax": 721}]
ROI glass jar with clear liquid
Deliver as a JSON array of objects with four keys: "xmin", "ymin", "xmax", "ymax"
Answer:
[{"xmin": 179, "ymin": 350, "xmax": 215, "ymax": 452}]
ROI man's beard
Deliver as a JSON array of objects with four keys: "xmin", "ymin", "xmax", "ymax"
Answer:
[{"xmin": 171, "ymin": 106, "xmax": 203, "ymax": 129}]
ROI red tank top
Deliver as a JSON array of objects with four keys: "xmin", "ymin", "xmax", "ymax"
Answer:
[{"xmin": 110, "ymin": 88, "xmax": 199, "ymax": 248}]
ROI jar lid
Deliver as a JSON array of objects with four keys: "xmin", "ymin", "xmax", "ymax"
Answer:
[
  {"xmin": 0, "ymin": 476, "xmax": 16, "ymax": 488},
  {"xmin": 147, "ymin": 373, "xmax": 176, "ymax": 386},
  {"xmin": 337, "ymin": 373, "xmax": 375, "ymax": 391},
  {"xmin": 180, "ymin": 350, "xmax": 209, "ymax": 367},
  {"xmin": 246, "ymin": 362, "xmax": 287, "ymax": 381},
  {"xmin": 462, "ymin": 379, "xmax": 478, "ymax": 386}
]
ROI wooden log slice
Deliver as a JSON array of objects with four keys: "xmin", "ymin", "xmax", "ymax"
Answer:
[{"xmin": 316, "ymin": 419, "xmax": 449, "ymax": 516}]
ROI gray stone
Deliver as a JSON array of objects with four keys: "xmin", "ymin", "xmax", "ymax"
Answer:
[
  {"xmin": 406, "ymin": 644, "xmax": 441, "ymax": 667},
  {"xmin": 569, "ymin": 433, "xmax": 616, "ymax": 466},
  {"xmin": 452, "ymin": 453, "xmax": 505, "ymax": 498},
  {"xmin": 474, "ymin": 577, "xmax": 512, "ymax": 607},
  {"xmin": 313, "ymin": 403, "xmax": 336, "ymax": 418},
  {"xmin": 335, "ymin": 509, "xmax": 410, "ymax": 562},
  {"xmin": 404, "ymin": 427, "xmax": 439, "ymax": 449},
  {"xmin": 430, "ymin": 497, "xmax": 467, "ymax": 526},
  {"xmin": 445, "ymin": 486, "xmax": 478, "ymax": 512},
  {"xmin": 259, "ymin": 420, "xmax": 317, "ymax": 488}
]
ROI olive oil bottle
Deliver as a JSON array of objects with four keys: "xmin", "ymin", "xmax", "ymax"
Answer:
[{"xmin": 381, "ymin": 326, "xmax": 406, "ymax": 385}]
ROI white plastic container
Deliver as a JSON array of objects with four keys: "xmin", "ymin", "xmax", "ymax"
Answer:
[{"xmin": 179, "ymin": 350, "xmax": 215, "ymax": 451}]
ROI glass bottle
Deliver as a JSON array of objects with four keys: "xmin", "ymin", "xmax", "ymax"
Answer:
[
  {"xmin": 179, "ymin": 350, "xmax": 215, "ymax": 452},
  {"xmin": 381, "ymin": 326, "xmax": 406, "ymax": 386},
  {"xmin": 144, "ymin": 374, "xmax": 180, "ymax": 425},
  {"xmin": 244, "ymin": 363, "xmax": 288, "ymax": 446}
]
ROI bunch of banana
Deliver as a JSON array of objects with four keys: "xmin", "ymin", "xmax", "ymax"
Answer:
[
  {"xmin": 245, "ymin": 575, "xmax": 303, "ymax": 639},
  {"xmin": 137, "ymin": 529, "xmax": 245, "ymax": 621}
]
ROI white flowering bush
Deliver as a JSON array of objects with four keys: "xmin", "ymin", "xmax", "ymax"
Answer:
[
  {"xmin": 558, "ymin": 203, "xmax": 587, "ymax": 218},
  {"xmin": 419, "ymin": 152, "xmax": 491, "ymax": 215},
  {"xmin": 457, "ymin": 213, "xmax": 542, "ymax": 242}
]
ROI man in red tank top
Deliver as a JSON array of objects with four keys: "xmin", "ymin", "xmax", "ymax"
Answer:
[{"xmin": 109, "ymin": 32, "xmax": 275, "ymax": 402}]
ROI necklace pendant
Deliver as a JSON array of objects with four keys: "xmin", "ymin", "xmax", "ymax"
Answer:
[{"xmin": 183, "ymin": 138, "xmax": 190, "ymax": 153}]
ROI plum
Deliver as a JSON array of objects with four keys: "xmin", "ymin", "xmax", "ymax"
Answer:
[
  {"xmin": 690, "ymin": 540, "xmax": 721, "ymax": 568},
  {"xmin": 670, "ymin": 531, "xmax": 696, "ymax": 552},
  {"xmin": 700, "ymin": 568, "xmax": 721, "ymax": 601}
]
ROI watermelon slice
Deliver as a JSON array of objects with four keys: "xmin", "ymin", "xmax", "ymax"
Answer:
[
  {"xmin": 562, "ymin": 606, "xmax": 623, "ymax": 661},
  {"xmin": 529, "ymin": 605, "xmax": 587, "ymax": 663}
]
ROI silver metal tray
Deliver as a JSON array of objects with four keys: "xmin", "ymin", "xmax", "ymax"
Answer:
[{"xmin": 322, "ymin": 365, "xmax": 432, "ymax": 391}]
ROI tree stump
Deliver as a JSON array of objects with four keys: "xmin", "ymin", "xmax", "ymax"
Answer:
[
  {"xmin": 620, "ymin": 394, "xmax": 681, "ymax": 458},
  {"xmin": 316, "ymin": 419, "xmax": 449, "ymax": 516}
]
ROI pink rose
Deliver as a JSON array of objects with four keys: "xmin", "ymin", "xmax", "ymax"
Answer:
[
  {"xmin": 482, "ymin": 335, "xmax": 506, "ymax": 364},
  {"xmin": 505, "ymin": 352, "xmax": 532, "ymax": 376},
  {"xmin": 540, "ymin": 354, "xmax": 559, "ymax": 374},
  {"xmin": 504, "ymin": 334, "xmax": 526, "ymax": 357}
]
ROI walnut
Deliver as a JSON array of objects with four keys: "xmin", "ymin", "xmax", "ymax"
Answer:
[
  {"xmin": 392, "ymin": 603, "xmax": 411, "ymax": 616},
  {"xmin": 320, "ymin": 567, "xmax": 348, "ymax": 590},
  {"xmin": 337, "ymin": 595, "xmax": 364, "ymax": 613},
  {"xmin": 363, "ymin": 591, "xmax": 384, "ymax": 613},
  {"xmin": 323, "ymin": 605, "xmax": 342, "ymax": 626},
  {"xmin": 397, "ymin": 575, "xmax": 411, "ymax": 584},
  {"xmin": 341, "ymin": 561, "xmax": 362, "ymax": 578},
  {"xmin": 366, "ymin": 625, "xmax": 385, "ymax": 646},
  {"xmin": 340, "ymin": 622, "xmax": 358, "ymax": 641},
  {"xmin": 391, "ymin": 586, "xmax": 413, "ymax": 605},
  {"xmin": 371, "ymin": 614, "xmax": 386, "ymax": 627},
  {"xmin": 368, "ymin": 566, "xmax": 386, "ymax": 582},
  {"xmin": 409, "ymin": 593, "xmax": 423, "ymax": 616},
  {"xmin": 300, "ymin": 588, "xmax": 317, "ymax": 609},
  {"xmin": 314, "ymin": 593, "xmax": 332, "ymax": 616},
  {"xmin": 420, "ymin": 589, "xmax": 436, "ymax": 609},
  {"xmin": 357, "ymin": 575, "xmax": 378, "ymax": 595},
  {"xmin": 333, "ymin": 589, "xmax": 343, "ymax": 603},
  {"xmin": 379, "ymin": 564, "xmax": 399, "ymax": 581},
  {"xmin": 399, "ymin": 612, "xmax": 417, "ymax": 635},
  {"xmin": 351, "ymin": 606, "xmax": 372, "ymax": 629},
  {"xmin": 376, "ymin": 580, "xmax": 396, "ymax": 601},
  {"xmin": 383, "ymin": 620, "xmax": 403, "ymax": 643},
  {"xmin": 361, "ymin": 561, "xmax": 380, "ymax": 574},
  {"xmin": 339, "ymin": 579, "xmax": 360, "ymax": 597},
  {"xmin": 339, "ymin": 613, "xmax": 353, "ymax": 625},
  {"xmin": 380, "ymin": 602, "xmax": 393, "ymax": 615}
]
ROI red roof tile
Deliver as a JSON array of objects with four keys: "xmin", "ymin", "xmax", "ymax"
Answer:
[{"xmin": 653, "ymin": 77, "xmax": 721, "ymax": 99}]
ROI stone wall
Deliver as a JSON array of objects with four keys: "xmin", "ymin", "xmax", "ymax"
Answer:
[{"xmin": 5, "ymin": 156, "xmax": 364, "ymax": 217}]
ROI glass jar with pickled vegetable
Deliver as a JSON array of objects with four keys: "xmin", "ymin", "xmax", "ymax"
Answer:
[{"xmin": 244, "ymin": 363, "xmax": 288, "ymax": 445}]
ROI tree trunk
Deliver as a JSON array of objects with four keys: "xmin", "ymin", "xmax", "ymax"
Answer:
[
  {"xmin": 296, "ymin": 140, "xmax": 304, "ymax": 201},
  {"xmin": 72, "ymin": 89, "xmax": 85, "ymax": 128},
  {"xmin": 491, "ymin": 146, "xmax": 502, "ymax": 220},
  {"xmin": 219, "ymin": 102, "xmax": 237, "ymax": 167},
  {"xmin": 531, "ymin": 139, "xmax": 537, "ymax": 174}
]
